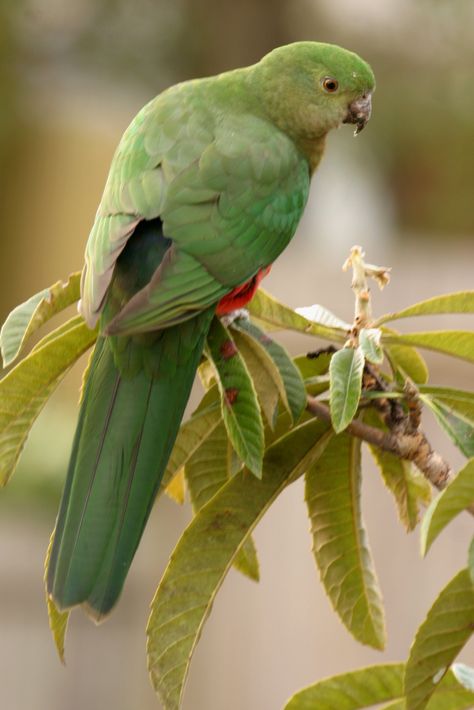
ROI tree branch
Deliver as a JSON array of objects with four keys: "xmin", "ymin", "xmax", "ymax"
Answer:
[
  {"xmin": 306, "ymin": 395, "xmax": 452, "ymax": 488},
  {"xmin": 306, "ymin": 395, "xmax": 474, "ymax": 516}
]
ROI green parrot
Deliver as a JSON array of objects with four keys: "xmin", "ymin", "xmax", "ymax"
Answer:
[{"xmin": 47, "ymin": 41, "xmax": 375, "ymax": 620}]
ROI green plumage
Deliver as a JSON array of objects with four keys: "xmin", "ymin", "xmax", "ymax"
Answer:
[
  {"xmin": 49, "ymin": 222, "xmax": 214, "ymax": 618},
  {"xmin": 49, "ymin": 328, "xmax": 210, "ymax": 617},
  {"xmin": 47, "ymin": 41, "xmax": 375, "ymax": 619}
]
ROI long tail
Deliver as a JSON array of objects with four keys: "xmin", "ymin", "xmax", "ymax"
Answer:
[{"xmin": 47, "ymin": 312, "xmax": 212, "ymax": 620}]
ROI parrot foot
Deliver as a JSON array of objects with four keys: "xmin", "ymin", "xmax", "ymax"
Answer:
[{"xmin": 220, "ymin": 308, "xmax": 250, "ymax": 327}]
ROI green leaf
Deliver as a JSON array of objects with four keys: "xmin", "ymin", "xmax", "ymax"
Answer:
[
  {"xmin": 0, "ymin": 316, "xmax": 97, "ymax": 485},
  {"xmin": 0, "ymin": 272, "xmax": 81, "ymax": 367},
  {"xmin": 295, "ymin": 303, "xmax": 351, "ymax": 330},
  {"xmin": 284, "ymin": 663, "xmax": 404, "ymax": 709},
  {"xmin": 451, "ymin": 664, "xmax": 474, "ymax": 694},
  {"xmin": 421, "ymin": 396, "xmax": 474, "ymax": 458},
  {"xmin": 248, "ymin": 288, "xmax": 347, "ymax": 342},
  {"xmin": 359, "ymin": 328, "xmax": 384, "ymax": 364},
  {"xmin": 304, "ymin": 376, "xmax": 330, "ymax": 398},
  {"xmin": 231, "ymin": 318, "xmax": 307, "ymax": 423},
  {"xmin": 381, "ymin": 667, "xmax": 474, "ymax": 710},
  {"xmin": 404, "ymin": 568, "xmax": 474, "ymax": 710},
  {"xmin": 469, "ymin": 538, "xmax": 474, "ymax": 585},
  {"xmin": 46, "ymin": 596, "xmax": 69, "ymax": 665},
  {"xmin": 419, "ymin": 387, "xmax": 474, "ymax": 423},
  {"xmin": 147, "ymin": 418, "xmax": 331, "ymax": 710},
  {"xmin": 185, "ymin": 420, "xmax": 259, "ymax": 581},
  {"xmin": 329, "ymin": 347, "xmax": 365, "ymax": 433},
  {"xmin": 232, "ymin": 536, "xmax": 260, "ymax": 582},
  {"xmin": 185, "ymin": 421, "xmax": 230, "ymax": 510},
  {"xmin": 197, "ymin": 358, "xmax": 215, "ymax": 389},
  {"xmin": 295, "ymin": 352, "xmax": 333, "ymax": 380},
  {"xmin": 305, "ymin": 434, "xmax": 386, "ymax": 649},
  {"xmin": 44, "ymin": 531, "xmax": 69, "ymax": 663},
  {"xmin": 364, "ymin": 409, "xmax": 432, "ymax": 531},
  {"xmin": 361, "ymin": 391, "xmax": 404, "ymax": 401},
  {"xmin": 263, "ymin": 409, "xmax": 298, "ymax": 449},
  {"xmin": 29, "ymin": 315, "xmax": 84, "ymax": 352},
  {"xmin": 205, "ymin": 317, "xmax": 264, "ymax": 477},
  {"xmin": 229, "ymin": 329, "xmax": 280, "ymax": 425},
  {"xmin": 385, "ymin": 341, "xmax": 429, "ymax": 385},
  {"xmin": 419, "ymin": 387, "xmax": 474, "ymax": 458},
  {"xmin": 376, "ymin": 291, "xmax": 474, "ymax": 326},
  {"xmin": 164, "ymin": 469, "xmax": 186, "ymax": 505},
  {"xmin": 370, "ymin": 447, "xmax": 432, "ymax": 531},
  {"xmin": 420, "ymin": 459, "xmax": 474, "ymax": 556},
  {"xmin": 382, "ymin": 332, "xmax": 474, "ymax": 365},
  {"xmin": 295, "ymin": 352, "xmax": 332, "ymax": 397},
  {"xmin": 161, "ymin": 386, "xmax": 221, "ymax": 490}
]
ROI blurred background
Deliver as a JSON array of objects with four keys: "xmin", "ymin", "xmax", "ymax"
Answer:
[{"xmin": 0, "ymin": 1, "xmax": 473, "ymax": 708}]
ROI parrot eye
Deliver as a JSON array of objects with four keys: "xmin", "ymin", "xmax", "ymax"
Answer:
[{"xmin": 322, "ymin": 77, "xmax": 339, "ymax": 93}]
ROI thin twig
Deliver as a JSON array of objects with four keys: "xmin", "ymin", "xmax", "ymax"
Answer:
[{"xmin": 342, "ymin": 245, "xmax": 391, "ymax": 340}]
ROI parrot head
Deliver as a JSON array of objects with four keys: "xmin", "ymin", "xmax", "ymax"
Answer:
[{"xmin": 251, "ymin": 41, "xmax": 375, "ymax": 141}]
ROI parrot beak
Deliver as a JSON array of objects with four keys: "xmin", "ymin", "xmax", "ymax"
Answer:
[{"xmin": 343, "ymin": 92, "xmax": 372, "ymax": 135}]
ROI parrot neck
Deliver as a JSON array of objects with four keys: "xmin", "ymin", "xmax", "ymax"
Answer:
[
  {"xmin": 242, "ymin": 65, "xmax": 329, "ymax": 172},
  {"xmin": 297, "ymin": 135, "xmax": 327, "ymax": 174},
  {"xmin": 210, "ymin": 66, "xmax": 327, "ymax": 173}
]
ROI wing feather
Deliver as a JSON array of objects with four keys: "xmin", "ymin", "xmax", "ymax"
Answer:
[{"xmin": 80, "ymin": 84, "xmax": 310, "ymax": 331}]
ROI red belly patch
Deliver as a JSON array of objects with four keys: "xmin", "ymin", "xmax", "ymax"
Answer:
[{"xmin": 216, "ymin": 266, "xmax": 271, "ymax": 315}]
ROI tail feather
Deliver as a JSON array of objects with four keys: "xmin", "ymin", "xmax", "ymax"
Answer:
[{"xmin": 47, "ymin": 310, "xmax": 213, "ymax": 620}]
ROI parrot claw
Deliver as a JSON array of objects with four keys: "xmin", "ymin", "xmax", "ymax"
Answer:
[{"xmin": 220, "ymin": 308, "xmax": 250, "ymax": 327}]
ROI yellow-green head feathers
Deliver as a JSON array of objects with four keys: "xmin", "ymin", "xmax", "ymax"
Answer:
[{"xmin": 249, "ymin": 41, "xmax": 375, "ymax": 144}]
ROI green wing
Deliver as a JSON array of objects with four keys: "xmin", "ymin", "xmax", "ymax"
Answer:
[
  {"xmin": 81, "ymin": 84, "xmax": 310, "ymax": 335},
  {"xmin": 80, "ymin": 86, "xmax": 217, "ymax": 327}
]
